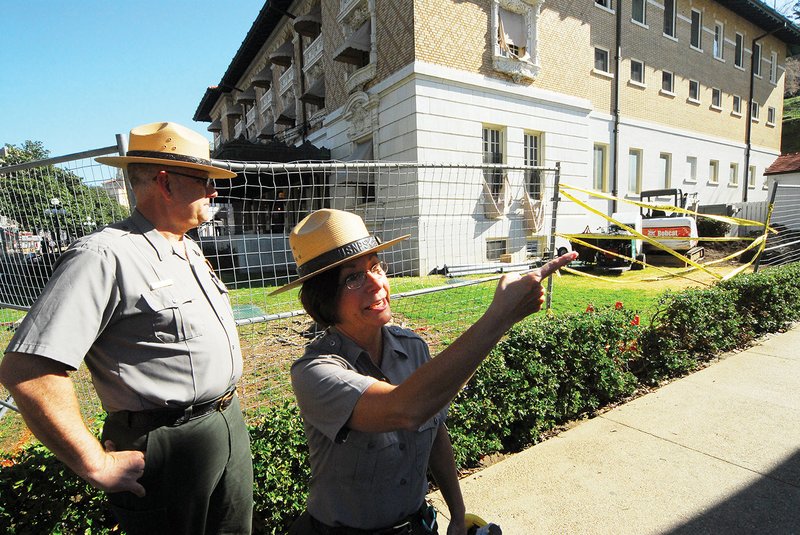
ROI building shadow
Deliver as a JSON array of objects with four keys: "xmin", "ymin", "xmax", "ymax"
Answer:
[{"xmin": 665, "ymin": 448, "xmax": 800, "ymax": 534}]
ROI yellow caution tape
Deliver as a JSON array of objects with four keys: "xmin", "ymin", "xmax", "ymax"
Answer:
[
  {"xmin": 559, "ymin": 183, "xmax": 774, "ymax": 231},
  {"xmin": 556, "ymin": 182, "xmax": 776, "ymax": 282}
]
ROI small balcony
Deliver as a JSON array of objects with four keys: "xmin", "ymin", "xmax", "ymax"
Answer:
[
  {"xmin": 279, "ymin": 67, "xmax": 295, "ymax": 96},
  {"xmin": 303, "ymin": 35, "xmax": 323, "ymax": 74},
  {"xmin": 259, "ymin": 89, "xmax": 273, "ymax": 112}
]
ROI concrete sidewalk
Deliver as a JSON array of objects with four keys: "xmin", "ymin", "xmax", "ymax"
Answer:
[{"xmin": 429, "ymin": 324, "xmax": 800, "ymax": 534}]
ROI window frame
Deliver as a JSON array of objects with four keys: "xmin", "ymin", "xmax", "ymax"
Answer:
[
  {"xmin": 767, "ymin": 106, "xmax": 777, "ymax": 126},
  {"xmin": 663, "ymin": 0, "xmax": 676, "ymax": 38},
  {"xmin": 595, "ymin": 0, "xmax": 614, "ymax": 12},
  {"xmin": 661, "ymin": 70, "xmax": 675, "ymax": 95},
  {"xmin": 732, "ymin": 95, "xmax": 742, "ymax": 116},
  {"xmin": 594, "ymin": 46, "xmax": 611, "ymax": 76},
  {"xmin": 713, "ymin": 22, "xmax": 724, "ymax": 60},
  {"xmin": 628, "ymin": 148, "xmax": 643, "ymax": 194},
  {"xmin": 491, "ymin": 0, "xmax": 541, "ymax": 82},
  {"xmin": 688, "ymin": 79, "xmax": 700, "ymax": 103},
  {"xmin": 753, "ymin": 42, "xmax": 762, "ymax": 78},
  {"xmin": 524, "ymin": 131, "xmax": 544, "ymax": 199},
  {"xmin": 630, "ymin": 58, "xmax": 645, "ymax": 86},
  {"xmin": 486, "ymin": 238, "xmax": 508, "ymax": 261},
  {"xmin": 659, "ymin": 152, "xmax": 672, "ymax": 189},
  {"xmin": 482, "ymin": 126, "xmax": 505, "ymax": 203},
  {"xmin": 711, "ymin": 88, "xmax": 722, "ymax": 110},
  {"xmin": 735, "ymin": 33, "xmax": 744, "ymax": 69},
  {"xmin": 729, "ymin": 162, "xmax": 739, "ymax": 187},
  {"xmin": 709, "ymin": 160, "xmax": 719, "ymax": 185},
  {"xmin": 748, "ymin": 165, "xmax": 757, "ymax": 189},
  {"xmin": 690, "ymin": 9, "xmax": 703, "ymax": 51},
  {"xmin": 686, "ymin": 156, "xmax": 698, "ymax": 184},
  {"xmin": 631, "ymin": 0, "xmax": 646, "ymax": 26},
  {"xmin": 593, "ymin": 143, "xmax": 609, "ymax": 192},
  {"xmin": 770, "ymin": 51, "xmax": 778, "ymax": 84},
  {"xmin": 751, "ymin": 101, "xmax": 760, "ymax": 122}
]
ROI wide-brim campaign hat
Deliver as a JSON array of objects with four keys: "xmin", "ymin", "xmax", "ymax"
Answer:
[
  {"xmin": 271, "ymin": 209, "xmax": 410, "ymax": 295},
  {"xmin": 96, "ymin": 122, "xmax": 236, "ymax": 179}
]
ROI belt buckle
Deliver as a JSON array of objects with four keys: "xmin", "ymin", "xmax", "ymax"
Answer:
[
  {"xmin": 377, "ymin": 520, "xmax": 410, "ymax": 535},
  {"xmin": 217, "ymin": 389, "xmax": 235, "ymax": 411}
]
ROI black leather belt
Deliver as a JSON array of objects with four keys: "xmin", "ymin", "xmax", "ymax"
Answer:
[
  {"xmin": 310, "ymin": 503, "xmax": 436, "ymax": 535},
  {"xmin": 120, "ymin": 388, "xmax": 236, "ymax": 428}
]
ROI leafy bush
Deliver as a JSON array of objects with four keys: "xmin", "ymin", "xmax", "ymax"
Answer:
[
  {"xmin": 250, "ymin": 400, "xmax": 309, "ymax": 534},
  {"xmin": 0, "ymin": 443, "xmax": 114, "ymax": 534},
  {"xmin": 697, "ymin": 217, "xmax": 731, "ymax": 238}
]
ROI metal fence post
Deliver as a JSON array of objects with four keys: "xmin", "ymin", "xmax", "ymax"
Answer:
[
  {"xmin": 545, "ymin": 162, "xmax": 561, "ymax": 310},
  {"xmin": 753, "ymin": 180, "xmax": 779, "ymax": 273}
]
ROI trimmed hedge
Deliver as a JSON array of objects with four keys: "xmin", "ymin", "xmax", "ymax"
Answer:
[{"xmin": 2, "ymin": 262, "xmax": 800, "ymax": 533}]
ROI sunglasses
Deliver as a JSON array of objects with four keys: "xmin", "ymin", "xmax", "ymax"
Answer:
[{"xmin": 153, "ymin": 170, "xmax": 215, "ymax": 189}]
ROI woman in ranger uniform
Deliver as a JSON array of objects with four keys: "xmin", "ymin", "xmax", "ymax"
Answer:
[{"xmin": 279, "ymin": 209, "xmax": 576, "ymax": 534}]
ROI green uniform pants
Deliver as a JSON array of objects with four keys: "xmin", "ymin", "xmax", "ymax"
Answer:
[{"xmin": 102, "ymin": 395, "xmax": 253, "ymax": 535}]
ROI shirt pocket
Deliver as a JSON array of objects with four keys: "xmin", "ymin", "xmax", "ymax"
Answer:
[
  {"xmin": 140, "ymin": 290, "xmax": 203, "ymax": 343},
  {"xmin": 412, "ymin": 415, "xmax": 441, "ymax": 477},
  {"xmin": 335, "ymin": 430, "xmax": 404, "ymax": 487}
]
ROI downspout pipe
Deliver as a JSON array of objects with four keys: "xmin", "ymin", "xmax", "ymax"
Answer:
[
  {"xmin": 610, "ymin": 0, "xmax": 622, "ymax": 214},
  {"xmin": 744, "ymin": 25, "xmax": 782, "ymax": 203}
]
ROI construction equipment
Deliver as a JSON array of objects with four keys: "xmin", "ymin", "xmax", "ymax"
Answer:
[
  {"xmin": 639, "ymin": 188, "xmax": 704, "ymax": 266},
  {"xmin": 568, "ymin": 212, "xmax": 645, "ymax": 272}
]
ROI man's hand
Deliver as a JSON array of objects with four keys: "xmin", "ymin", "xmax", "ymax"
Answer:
[
  {"xmin": 486, "ymin": 251, "xmax": 578, "ymax": 329},
  {"xmin": 84, "ymin": 441, "xmax": 146, "ymax": 497},
  {"xmin": 446, "ymin": 516, "xmax": 468, "ymax": 535}
]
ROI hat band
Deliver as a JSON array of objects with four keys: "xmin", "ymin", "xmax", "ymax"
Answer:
[
  {"xmin": 297, "ymin": 235, "xmax": 382, "ymax": 278},
  {"xmin": 125, "ymin": 150, "xmax": 214, "ymax": 167}
]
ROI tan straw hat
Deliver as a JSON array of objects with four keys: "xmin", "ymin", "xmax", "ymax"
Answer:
[
  {"xmin": 271, "ymin": 209, "xmax": 410, "ymax": 295},
  {"xmin": 96, "ymin": 122, "xmax": 236, "ymax": 179}
]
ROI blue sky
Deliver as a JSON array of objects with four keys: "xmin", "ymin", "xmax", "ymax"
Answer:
[{"xmin": 0, "ymin": 1, "xmax": 265, "ymax": 157}]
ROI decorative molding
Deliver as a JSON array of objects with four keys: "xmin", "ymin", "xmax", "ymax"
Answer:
[
  {"xmin": 346, "ymin": 62, "xmax": 377, "ymax": 93},
  {"xmin": 491, "ymin": 0, "xmax": 543, "ymax": 83},
  {"xmin": 344, "ymin": 91, "xmax": 379, "ymax": 140}
]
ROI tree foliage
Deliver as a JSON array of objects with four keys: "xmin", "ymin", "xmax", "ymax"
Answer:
[{"xmin": 0, "ymin": 141, "xmax": 129, "ymax": 242}]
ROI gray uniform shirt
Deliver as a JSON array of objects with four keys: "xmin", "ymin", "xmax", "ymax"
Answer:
[
  {"xmin": 6, "ymin": 210, "xmax": 242, "ymax": 413},
  {"xmin": 291, "ymin": 325, "xmax": 447, "ymax": 529}
]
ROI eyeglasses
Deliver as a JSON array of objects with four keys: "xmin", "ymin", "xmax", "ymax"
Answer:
[
  {"xmin": 342, "ymin": 261, "xmax": 388, "ymax": 290},
  {"xmin": 153, "ymin": 170, "xmax": 215, "ymax": 189}
]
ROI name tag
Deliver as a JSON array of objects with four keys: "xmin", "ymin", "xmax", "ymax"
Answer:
[{"xmin": 149, "ymin": 279, "xmax": 174, "ymax": 290}]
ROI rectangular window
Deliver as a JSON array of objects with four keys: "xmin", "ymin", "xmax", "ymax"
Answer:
[
  {"xmin": 631, "ymin": 59, "xmax": 644, "ymax": 84},
  {"xmin": 748, "ymin": 165, "xmax": 757, "ymax": 188},
  {"xmin": 735, "ymin": 33, "xmax": 744, "ymax": 68},
  {"xmin": 661, "ymin": 70, "xmax": 674, "ymax": 93},
  {"xmin": 709, "ymin": 160, "xmax": 719, "ymax": 184},
  {"xmin": 593, "ymin": 143, "xmax": 608, "ymax": 192},
  {"xmin": 686, "ymin": 156, "xmax": 698, "ymax": 183},
  {"xmin": 753, "ymin": 43, "xmax": 762, "ymax": 77},
  {"xmin": 713, "ymin": 23, "xmax": 724, "ymax": 59},
  {"xmin": 751, "ymin": 101, "xmax": 760, "ymax": 121},
  {"xmin": 524, "ymin": 132, "xmax": 543, "ymax": 199},
  {"xmin": 690, "ymin": 10, "xmax": 702, "ymax": 50},
  {"xmin": 594, "ymin": 47, "xmax": 610, "ymax": 73},
  {"xmin": 595, "ymin": 0, "xmax": 613, "ymax": 9},
  {"xmin": 486, "ymin": 238, "xmax": 508, "ymax": 261},
  {"xmin": 770, "ymin": 51, "xmax": 778, "ymax": 84},
  {"xmin": 632, "ymin": 0, "xmax": 645, "ymax": 25},
  {"xmin": 482, "ymin": 127, "xmax": 504, "ymax": 201},
  {"xmin": 628, "ymin": 149, "xmax": 642, "ymax": 194},
  {"xmin": 712, "ymin": 88, "xmax": 722, "ymax": 109},
  {"xmin": 659, "ymin": 153, "xmax": 672, "ymax": 189},
  {"xmin": 733, "ymin": 95, "xmax": 742, "ymax": 115},
  {"xmin": 729, "ymin": 163, "xmax": 739, "ymax": 186},
  {"xmin": 768, "ymin": 106, "xmax": 777, "ymax": 125},
  {"xmin": 498, "ymin": 7, "xmax": 526, "ymax": 58},
  {"xmin": 689, "ymin": 80, "xmax": 700, "ymax": 102},
  {"xmin": 663, "ymin": 0, "xmax": 676, "ymax": 37}
]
